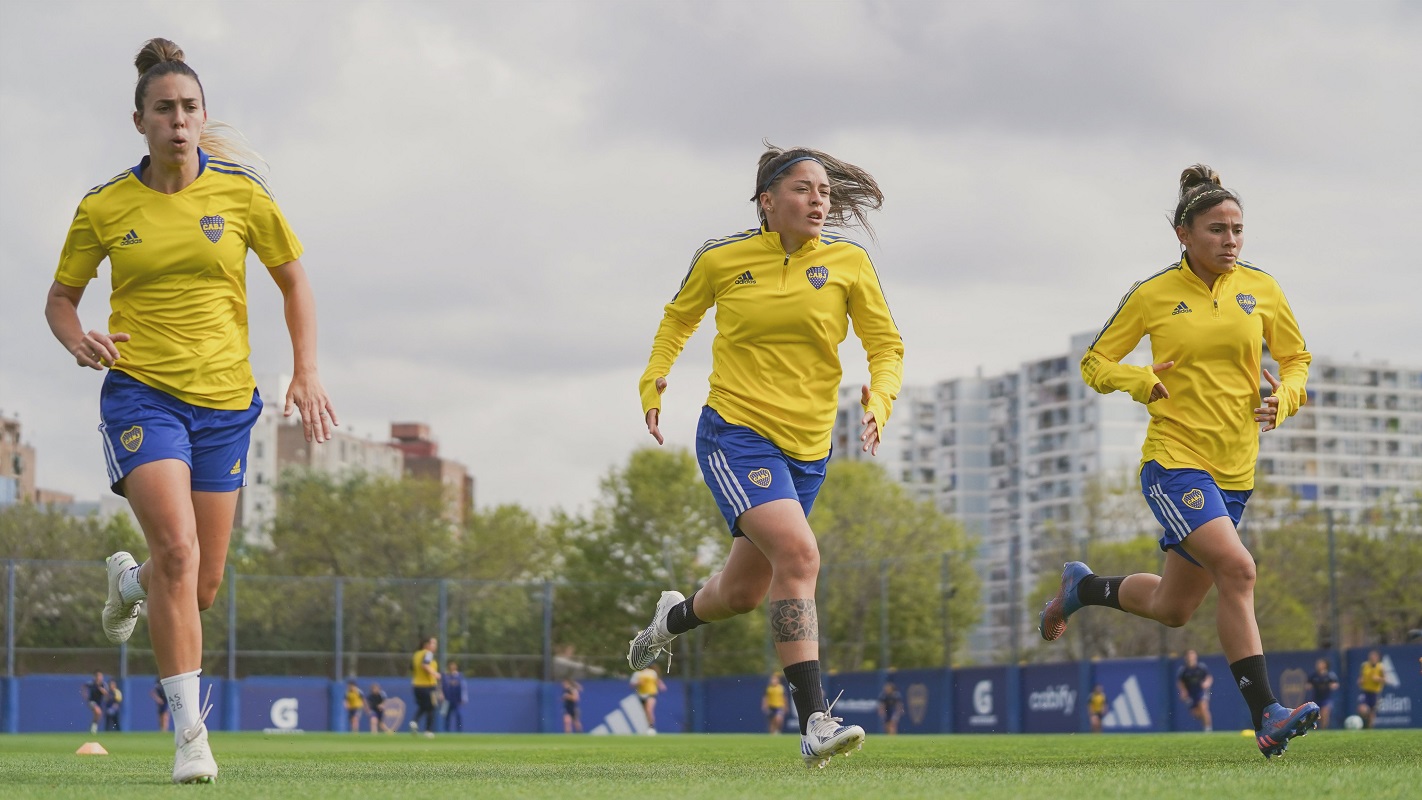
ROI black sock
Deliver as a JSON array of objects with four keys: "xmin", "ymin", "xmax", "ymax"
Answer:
[
  {"xmin": 783, "ymin": 660, "xmax": 828, "ymax": 735},
  {"xmin": 1077, "ymin": 575, "xmax": 1125, "ymax": 610},
  {"xmin": 1230, "ymin": 654, "xmax": 1278, "ymax": 729},
  {"xmin": 665, "ymin": 592, "xmax": 706, "ymax": 635}
]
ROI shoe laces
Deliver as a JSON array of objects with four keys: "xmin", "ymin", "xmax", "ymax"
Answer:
[
  {"xmin": 180, "ymin": 685, "xmax": 215, "ymax": 750},
  {"xmin": 810, "ymin": 690, "xmax": 847, "ymax": 735}
]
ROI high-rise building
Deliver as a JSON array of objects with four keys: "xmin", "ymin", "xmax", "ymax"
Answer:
[
  {"xmin": 390, "ymin": 422, "xmax": 475, "ymax": 523},
  {"xmin": 0, "ymin": 414, "xmax": 37, "ymax": 504},
  {"xmin": 833, "ymin": 335, "xmax": 1422, "ymax": 663}
]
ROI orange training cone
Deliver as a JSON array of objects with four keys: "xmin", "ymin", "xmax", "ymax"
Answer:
[{"xmin": 76, "ymin": 742, "xmax": 109, "ymax": 755}]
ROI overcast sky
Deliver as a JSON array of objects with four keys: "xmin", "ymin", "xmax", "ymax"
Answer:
[{"xmin": 2, "ymin": 0, "xmax": 1419, "ymax": 515}]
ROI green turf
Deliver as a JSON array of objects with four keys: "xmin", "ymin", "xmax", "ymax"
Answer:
[{"xmin": 2, "ymin": 730, "xmax": 1419, "ymax": 799}]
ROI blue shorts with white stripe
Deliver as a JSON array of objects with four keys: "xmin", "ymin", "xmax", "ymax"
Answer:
[
  {"xmin": 1139, "ymin": 460, "xmax": 1251, "ymax": 567},
  {"xmin": 98, "ymin": 369, "xmax": 262, "ymax": 497},
  {"xmin": 694, "ymin": 405, "xmax": 828, "ymax": 537}
]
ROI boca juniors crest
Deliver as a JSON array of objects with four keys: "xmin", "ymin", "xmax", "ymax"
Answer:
[
  {"xmin": 806, "ymin": 265, "xmax": 828, "ymax": 290},
  {"xmin": 200, "ymin": 215, "xmax": 225, "ymax": 243},
  {"xmin": 1182, "ymin": 488, "xmax": 1205, "ymax": 510},
  {"xmin": 1236, "ymin": 293, "xmax": 1257, "ymax": 315}
]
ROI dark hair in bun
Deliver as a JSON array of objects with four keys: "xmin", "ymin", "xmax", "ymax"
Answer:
[{"xmin": 1172, "ymin": 164, "xmax": 1241, "ymax": 229}]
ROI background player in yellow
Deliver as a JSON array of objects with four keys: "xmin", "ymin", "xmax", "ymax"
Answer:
[
  {"xmin": 630, "ymin": 664, "xmax": 667, "ymax": 734},
  {"xmin": 44, "ymin": 38, "xmax": 337, "ymax": 784},
  {"xmin": 1039, "ymin": 164, "xmax": 1317, "ymax": 758},
  {"xmin": 762, "ymin": 674, "xmax": 787, "ymax": 734},
  {"xmin": 628, "ymin": 144, "xmax": 903, "ymax": 768},
  {"xmin": 1356, "ymin": 650, "xmax": 1385, "ymax": 729},
  {"xmin": 410, "ymin": 636, "xmax": 440, "ymax": 737}
]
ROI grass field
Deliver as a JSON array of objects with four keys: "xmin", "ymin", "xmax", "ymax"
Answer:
[{"xmin": 3, "ymin": 730, "xmax": 1420, "ymax": 799}]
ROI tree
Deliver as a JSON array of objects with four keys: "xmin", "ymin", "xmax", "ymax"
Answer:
[
  {"xmin": 811, "ymin": 460, "xmax": 981, "ymax": 671},
  {"xmin": 552, "ymin": 446, "xmax": 761, "ymax": 676}
]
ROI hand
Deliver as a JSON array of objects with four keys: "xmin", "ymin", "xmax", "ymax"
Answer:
[
  {"xmin": 1148, "ymin": 361, "xmax": 1174, "ymax": 402},
  {"xmin": 284, "ymin": 373, "xmax": 339, "ymax": 443},
  {"xmin": 645, "ymin": 377, "xmax": 667, "ymax": 445},
  {"xmin": 859, "ymin": 384, "xmax": 881, "ymax": 456},
  {"xmin": 71, "ymin": 331, "xmax": 129, "ymax": 370},
  {"xmin": 1255, "ymin": 368, "xmax": 1282, "ymax": 432}
]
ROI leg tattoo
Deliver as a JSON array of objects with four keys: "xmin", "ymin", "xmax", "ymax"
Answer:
[{"xmin": 769, "ymin": 599, "xmax": 819, "ymax": 642}]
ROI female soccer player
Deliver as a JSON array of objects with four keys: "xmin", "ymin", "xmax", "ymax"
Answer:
[
  {"xmin": 1040, "ymin": 164, "xmax": 1319, "ymax": 758},
  {"xmin": 45, "ymin": 38, "xmax": 336, "ymax": 783},
  {"xmin": 628, "ymin": 144, "xmax": 903, "ymax": 768}
]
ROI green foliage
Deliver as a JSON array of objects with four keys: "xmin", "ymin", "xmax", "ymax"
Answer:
[{"xmin": 813, "ymin": 460, "xmax": 981, "ymax": 671}]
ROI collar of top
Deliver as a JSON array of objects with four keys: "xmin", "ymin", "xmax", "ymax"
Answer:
[
  {"xmin": 758, "ymin": 225, "xmax": 822, "ymax": 256},
  {"xmin": 1178, "ymin": 253, "xmax": 1235, "ymax": 286}
]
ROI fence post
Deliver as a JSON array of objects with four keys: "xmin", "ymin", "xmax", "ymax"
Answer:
[
  {"xmin": 438, "ymin": 579, "xmax": 449, "ymax": 669},
  {"xmin": 1009, "ymin": 537, "xmax": 1021, "ymax": 665},
  {"xmin": 3, "ymin": 560, "xmax": 15, "ymax": 733},
  {"xmin": 940, "ymin": 552, "xmax": 952, "ymax": 668},
  {"xmin": 334, "ymin": 577, "xmax": 344, "ymax": 680},
  {"xmin": 541, "ymin": 581, "xmax": 554, "ymax": 682},
  {"xmin": 879, "ymin": 559, "xmax": 890, "ymax": 670},
  {"xmin": 1327, "ymin": 508, "xmax": 1341, "ymax": 654},
  {"xmin": 223, "ymin": 565, "xmax": 239, "ymax": 732}
]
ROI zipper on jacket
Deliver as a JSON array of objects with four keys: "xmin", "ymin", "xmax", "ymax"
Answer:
[{"xmin": 781, "ymin": 254, "xmax": 790, "ymax": 291}]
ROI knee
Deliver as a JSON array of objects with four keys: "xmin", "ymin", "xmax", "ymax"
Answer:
[
  {"xmin": 725, "ymin": 590, "xmax": 762, "ymax": 616},
  {"xmin": 773, "ymin": 541, "xmax": 820, "ymax": 584},
  {"xmin": 1156, "ymin": 606, "xmax": 1194, "ymax": 628},
  {"xmin": 149, "ymin": 536, "xmax": 199, "ymax": 581},
  {"xmin": 1212, "ymin": 555, "xmax": 1257, "ymax": 595}
]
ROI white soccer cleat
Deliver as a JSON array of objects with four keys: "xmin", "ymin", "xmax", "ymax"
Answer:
[
  {"xmin": 409, "ymin": 721, "xmax": 419, "ymax": 736},
  {"xmin": 102, "ymin": 551, "xmax": 142, "ymax": 644},
  {"xmin": 626, "ymin": 590, "xmax": 684, "ymax": 670},
  {"xmin": 172, "ymin": 723, "xmax": 218, "ymax": 784},
  {"xmin": 800, "ymin": 711, "xmax": 865, "ymax": 769}
]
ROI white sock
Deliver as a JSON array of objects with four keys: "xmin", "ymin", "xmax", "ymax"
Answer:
[
  {"xmin": 162, "ymin": 670, "xmax": 203, "ymax": 745},
  {"xmin": 119, "ymin": 565, "xmax": 146, "ymax": 604}
]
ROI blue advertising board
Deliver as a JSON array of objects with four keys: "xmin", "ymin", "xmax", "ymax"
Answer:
[
  {"xmin": 888, "ymin": 668, "xmax": 948, "ymax": 734},
  {"xmin": 239, "ymin": 677, "xmax": 329, "ymax": 732},
  {"xmin": 953, "ymin": 666, "xmax": 1009, "ymax": 733},
  {"xmin": 1094, "ymin": 658, "xmax": 1165, "ymax": 733},
  {"xmin": 702, "ymin": 674, "xmax": 795, "ymax": 734},
  {"xmin": 1020, "ymin": 662, "xmax": 1083, "ymax": 733},
  {"xmin": 579, "ymin": 678, "xmax": 685, "ymax": 735},
  {"xmin": 824, "ymin": 671, "xmax": 885, "ymax": 734},
  {"xmin": 1168, "ymin": 654, "xmax": 1246, "ymax": 732}
]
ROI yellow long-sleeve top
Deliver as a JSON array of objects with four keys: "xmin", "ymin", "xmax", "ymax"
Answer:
[
  {"xmin": 1081, "ymin": 257, "xmax": 1310, "ymax": 490},
  {"xmin": 640, "ymin": 228, "xmax": 904, "ymax": 461},
  {"xmin": 1359, "ymin": 662, "xmax": 1385, "ymax": 694}
]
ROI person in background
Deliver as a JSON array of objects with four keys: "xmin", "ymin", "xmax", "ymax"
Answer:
[
  {"xmin": 152, "ymin": 677, "xmax": 171, "ymax": 733},
  {"xmin": 562, "ymin": 679, "xmax": 582, "ymax": 734},
  {"xmin": 1088, "ymin": 685, "xmax": 1107, "ymax": 733},
  {"xmin": 1177, "ymin": 649, "xmax": 1214, "ymax": 732},
  {"xmin": 762, "ymin": 674, "xmax": 787, "ymax": 735},
  {"xmin": 104, "ymin": 678, "xmax": 124, "ymax": 731},
  {"xmin": 343, "ymin": 679, "xmax": 364, "ymax": 733},
  {"xmin": 1307, "ymin": 658, "xmax": 1340, "ymax": 730},
  {"xmin": 878, "ymin": 680, "xmax": 904, "ymax": 735},
  {"xmin": 409, "ymin": 636, "xmax": 439, "ymax": 737},
  {"xmin": 366, "ymin": 683, "xmax": 391, "ymax": 734},
  {"xmin": 441, "ymin": 661, "xmax": 467, "ymax": 733},
  {"xmin": 83, "ymin": 671, "xmax": 108, "ymax": 735},
  {"xmin": 1357, "ymin": 649, "xmax": 1385, "ymax": 729},
  {"xmin": 630, "ymin": 662, "xmax": 667, "ymax": 734}
]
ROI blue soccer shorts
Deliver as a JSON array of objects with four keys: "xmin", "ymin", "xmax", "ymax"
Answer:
[
  {"xmin": 694, "ymin": 406, "xmax": 828, "ymax": 537},
  {"xmin": 1140, "ymin": 460, "xmax": 1252, "ymax": 567},
  {"xmin": 98, "ymin": 370, "xmax": 262, "ymax": 496}
]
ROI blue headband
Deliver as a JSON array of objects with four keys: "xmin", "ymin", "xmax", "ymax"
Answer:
[{"xmin": 759, "ymin": 155, "xmax": 821, "ymax": 194}]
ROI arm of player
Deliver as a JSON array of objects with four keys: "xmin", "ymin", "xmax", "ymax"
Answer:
[
  {"xmin": 269, "ymin": 259, "xmax": 338, "ymax": 444},
  {"xmin": 848, "ymin": 253, "xmax": 904, "ymax": 455},
  {"xmin": 640, "ymin": 251, "xmax": 715, "ymax": 444}
]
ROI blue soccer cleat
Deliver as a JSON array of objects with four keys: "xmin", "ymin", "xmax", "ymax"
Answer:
[
  {"xmin": 1256, "ymin": 701, "xmax": 1321, "ymax": 758},
  {"xmin": 1039, "ymin": 561, "xmax": 1093, "ymax": 642}
]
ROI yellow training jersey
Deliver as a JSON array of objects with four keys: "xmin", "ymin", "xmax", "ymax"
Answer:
[
  {"xmin": 640, "ymin": 228, "xmax": 903, "ymax": 461},
  {"xmin": 1359, "ymin": 662, "xmax": 1385, "ymax": 694},
  {"xmin": 632, "ymin": 669, "xmax": 660, "ymax": 696},
  {"xmin": 764, "ymin": 683, "xmax": 786, "ymax": 710},
  {"xmin": 412, "ymin": 649, "xmax": 439, "ymax": 687},
  {"xmin": 345, "ymin": 687, "xmax": 364, "ymax": 711},
  {"xmin": 55, "ymin": 150, "xmax": 303, "ymax": 410},
  {"xmin": 1089, "ymin": 690, "xmax": 1106, "ymax": 716},
  {"xmin": 1081, "ymin": 257, "xmax": 1310, "ymax": 490}
]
